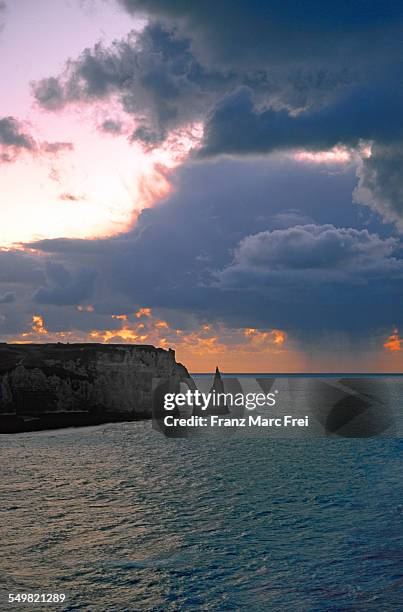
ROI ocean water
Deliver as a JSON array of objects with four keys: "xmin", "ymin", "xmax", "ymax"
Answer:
[{"xmin": 1, "ymin": 422, "xmax": 402, "ymax": 611}]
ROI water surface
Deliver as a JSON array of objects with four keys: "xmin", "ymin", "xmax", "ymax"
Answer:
[{"xmin": 1, "ymin": 423, "xmax": 402, "ymax": 610}]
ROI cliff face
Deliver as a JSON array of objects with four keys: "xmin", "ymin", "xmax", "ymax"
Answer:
[{"xmin": 0, "ymin": 343, "xmax": 190, "ymax": 433}]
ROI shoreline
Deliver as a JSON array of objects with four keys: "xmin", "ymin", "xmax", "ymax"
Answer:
[{"xmin": 0, "ymin": 411, "xmax": 152, "ymax": 435}]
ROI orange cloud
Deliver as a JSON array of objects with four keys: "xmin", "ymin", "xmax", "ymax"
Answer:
[
  {"xmin": 155, "ymin": 320, "xmax": 169, "ymax": 329},
  {"xmin": 243, "ymin": 327, "xmax": 287, "ymax": 346},
  {"xmin": 90, "ymin": 327, "xmax": 139, "ymax": 342},
  {"xmin": 135, "ymin": 307, "xmax": 151, "ymax": 318},
  {"xmin": 294, "ymin": 146, "xmax": 352, "ymax": 164},
  {"xmin": 175, "ymin": 333, "xmax": 226, "ymax": 355},
  {"xmin": 384, "ymin": 328, "xmax": 401, "ymax": 351},
  {"xmin": 137, "ymin": 163, "xmax": 173, "ymax": 210},
  {"xmin": 272, "ymin": 329, "xmax": 286, "ymax": 345},
  {"xmin": 31, "ymin": 314, "xmax": 48, "ymax": 335},
  {"xmin": 244, "ymin": 327, "xmax": 256, "ymax": 337},
  {"xmin": 10, "ymin": 307, "xmax": 296, "ymax": 371},
  {"xmin": 81, "ymin": 315, "xmax": 288, "ymax": 365}
]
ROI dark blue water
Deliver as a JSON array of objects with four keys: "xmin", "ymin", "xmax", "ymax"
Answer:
[{"xmin": 1, "ymin": 423, "xmax": 402, "ymax": 611}]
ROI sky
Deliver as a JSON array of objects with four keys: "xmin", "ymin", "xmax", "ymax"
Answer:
[{"xmin": 0, "ymin": 0, "xmax": 402, "ymax": 372}]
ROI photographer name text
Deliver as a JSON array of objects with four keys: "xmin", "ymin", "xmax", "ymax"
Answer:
[{"xmin": 163, "ymin": 415, "xmax": 309, "ymax": 428}]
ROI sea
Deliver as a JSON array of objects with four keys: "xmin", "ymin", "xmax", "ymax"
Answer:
[{"xmin": 0, "ymin": 376, "xmax": 402, "ymax": 611}]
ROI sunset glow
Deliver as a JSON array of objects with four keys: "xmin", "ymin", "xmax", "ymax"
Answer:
[
  {"xmin": 294, "ymin": 146, "xmax": 352, "ymax": 164},
  {"xmin": 10, "ymin": 309, "xmax": 294, "ymax": 371},
  {"xmin": 384, "ymin": 328, "xmax": 402, "ymax": 352},
  {"xmin": 0, "ymin": 109, "xmax": 202, "ymax": 247}
]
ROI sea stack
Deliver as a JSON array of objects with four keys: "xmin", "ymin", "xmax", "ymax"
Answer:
[{"xmin": 208, "ymin": 366, "xmax": 229, "ymax": 415}]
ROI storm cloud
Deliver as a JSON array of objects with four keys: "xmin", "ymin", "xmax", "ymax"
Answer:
[
  {"xmin": 9, "ymin": 159, "xmax": 400, "ymax": 337},
  {"xmin": 216, "ymin": 225, "xmax": 403, "ymax": 288},
  {"xmin": 32, "ymin": 22, "xmax": 232, "ymax": 142},
  {"xmin": 31, "ymin": 1, "xmax": 403, "ymax": 229},
  {"xmin": 200, "ymin": 84, "xmax": 403, "ymax": 157},
  {"xmin": 115, "ymin": 1, "xmax": 403, "ymax": 231},
  {"xmin": 33, "ymin": 262, "xmax": 97, "ymax": 306},
  {"xmin": 117, "ymin": 1, "xmax": 403, "ymax": 69},
  {"xmin": 354, "ymin": 143, "xmax": 403, "ymax": 231},
  {"xmin": 2, "ymin": 1, "xmax": 402, "ymax": 354}
]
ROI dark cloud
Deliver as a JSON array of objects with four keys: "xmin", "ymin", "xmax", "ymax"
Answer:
[
  {"xmin": 0, "ymin": 292, "xmax": 15, "ymax": 304},
  {"xmin": 200, "ymin": 84, "xmax": 403, "ymax": 157},
  {"xmin": 9, "ymin": 2, "xmax": 403, "ymax": 342},
  {"xmin": 32, "ymin": 2, "xmax": 403, "ymax": 229},
  {"xmin": 34, "ymin": 261, "xmax": 97, "ymax": 306},
  {"xmin": 131, "ymin": 125, "xmax": 163, "ymax": 145},
  {"xmin": 32, "ymin": 2, "xmax": 403, "ymax": 141},
  {"xmin": 0, "ymin": 116, "xmax": 34, "ymax": 150},
  {"xmin": 33, "ymin": 76, "xmax": 66, "ymax": 111},
  {"xmin": 116, "ymin": 1, "xmax": 403, "ymax": 230},
  {"xmin": 100, "ymin": 119, "xmax": 123, "ymax": 134},
  {"xmin": 31, "ymin": 18, "xmax": 363, "ymax": 143},
  {"xmin": 0, "ymin": 118, "xmax": 74, "ymax": 163},
  {"xmin": 354, "ymin": 144, "xmax": 403, "ymax": 231},
  {"xmin": 117, "ymin": 1, "xmax": 403, "ymax": 69},
  {"xmin": 0, "ymin": 251, "xmax": 45, "ymax": 285},
  {"xmin": 216, "ymin": 225, "xmax": 403, "ymax": 288},
  {"xmin": 33, "ymin": 0, "xmax": 403, "ymax": 150},
  {"xmin": 17, "ymin": 159, "xmax": 401, "ymax": 337},
  {"xmin": 32, "ymin": 23, "xmax": 232, "ymax": 141},
  {"xmin": 40, "ymin": 141, "xmax": 74, "ymax": 154}
]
